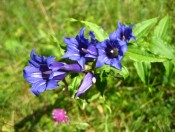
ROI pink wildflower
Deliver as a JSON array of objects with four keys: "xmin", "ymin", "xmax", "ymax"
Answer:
[{"xmin": 52, "ymin": 109, "xmax": 70, "ymax": 124}]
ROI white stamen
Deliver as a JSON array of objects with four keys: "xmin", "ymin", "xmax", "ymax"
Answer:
[
  {"xmin": 110, "ymin": 50, "xmax": 114, "ymax": 53},
  {"xmin": 92, "ymin": 77, "xmax": 96, "ymax": 83},
  {"xmin": 43, "ymin": 71, "xmax": 51, "ymax": 74},
  {"xmin": 122, "ymin": 35, "xmax": 126, "ymax": 40},
  {"xmin": 82, "ymin": 48, "xmax": 88, "ymax": 53}
]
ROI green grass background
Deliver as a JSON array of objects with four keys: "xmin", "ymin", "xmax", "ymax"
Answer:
[{"xmin": 0, "ymin": 0, "xmax": 175, "ymax": 131}]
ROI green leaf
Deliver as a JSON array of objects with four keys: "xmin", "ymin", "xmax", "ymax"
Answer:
[
  {"xmin": 95, "ymin": 65, "xmax": 129, "ymax": 79},
  {"xmin": 153, "ymin": 15, "xmax": 171, "ymax": 41},
  {"xmin": 95, "ymin": 64, "xmax": 111, "ymax": 74},
  {"xmin": 104, "ymin": 104, "xmax": 112, "ymax": 114},
  {"xmin": 96, "ymin": 72, "xmax": 107, "ymax": 95},
  {"xmin": 163, "ymin": 61, "xmax": 174, "ymax": 79},
  {"xmin": 150, "ymin": 37, "xmax": 175, "ymax": 59},
  {"xmin": 134, "ymin": 62, "xmax": 151, "ymax": 84},
  {"xmin": 80, "ymin": 20, "xmax": 108, "ymax": 41},
  {"xmin": 112, "ymin": 66, "xmax": 129, "ymax": 79},
  {"xmin": 68, "ymin": 17, "xmax": 78, "ymax": 22},
  {"xmin": 4, "ymin": 39, "xmax": 23, "ymax": 53},
  {"xmin": 88, "ymin": 93, "xmax": 100, "ymax": 102},
  {"xmin": 50, "ymin": 35, "xmax": 65, "ymax": 56},
  {"xmin": 172, "ymin": 60, "xmax": 175, "ymax": 66},
  {"xmin": 133, "ymin": 17, "xmax": 158, "ymax": 40},
  {"xmin": 125, "ymin": 46, "xmax": 166, "ymax": 62},
  {"xmin": 130, "ymin": 115, "xmax": 146, "ymax": 131},
  {"xmin": 73, "ymin": 122, "xmax": 90, "ymax": 130},
  {"xmin": 68, "ymin": 75, "xmax": 83, "ymax": 92},
  {"xmin": 68, "ymin": 19, "xmax": 108, "ymax": 41}
]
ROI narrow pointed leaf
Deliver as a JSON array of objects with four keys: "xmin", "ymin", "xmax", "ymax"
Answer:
[
  {"xmin": 125, "ymin": 46, "xmax": 166, "ymax": 62},
  {"xmin": 134, "ymin": 62, "xmax": 151, "ymax": 84},
  {"xmin": 163, "ymin": 61, "xmax": 174, "ymax": 78},
  {"xmin": 80, "ymin": 21, "xmax": 108, "ymax": 41},
  {"xmin": 133, "ymin": 17, "xmax": 158, "ymax": 39},
  {"xmin": 154, "ymin": 15, "xmax": 171, "ymax": 40},
  {"xmin": 150, "ymin": 37, "xmax": 175, "ymax": 59}
]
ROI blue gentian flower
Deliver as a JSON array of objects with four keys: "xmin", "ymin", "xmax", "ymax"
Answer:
[
  {"xmin": 95, "ymin": 33, "xmax": 127, "ymax": 70},
  {"xmin": 62, "ymin": 28, "xmax": 97, "ymax": 69},
  {"xmin": 75, "ymin": 72, "xmax": 96, "ymax": 97},
  {"xmin": 23, "ymin": 50, "xmax": 82, "ymax": 96},
  {"xmin": 112, "ymin": 22, "xmax": 136, "ymax": 43}
]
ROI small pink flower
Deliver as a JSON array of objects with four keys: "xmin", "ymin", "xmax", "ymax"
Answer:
[{"xmin": 52, "ymin": 109, "xmax": 70, "ymax": 124}]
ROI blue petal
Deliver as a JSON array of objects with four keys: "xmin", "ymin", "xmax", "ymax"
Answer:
[
  {"xmin": 124, "ymin": 28, "xmax": 132, "ymax": 41},
  {"xmin": 60, "ymin": 64, "xmax": 82, "ymax": 72},
  {"xmin": 98, "ymin": 48, "xmax": 106, "ymax": 56},
  {"xmin": 64, "ymin": 38, "xmax": 79, "ymax": 46},
  {"xmin": 89, "ymin": 31, "xmax": 95, "ymax": 41},
  {"xmin": 77, "ymin": 57, "xmax": 86, "ymax": 70},
  {"xmin": 75, "ymin": 72, "xmax": 94, "ymax": 97},
  {"xmin": 87, "ymin": 44, "xmax": 97, "ymax": 56},
  {"xmin": 46, "ymin": 56, "xmax": 56, "ymax": 65},
  {"xmin": 96, "ymin": 55, "xmax": 108, "ymax": 68},
  {"xmin": 85, "ymin": 53, "xmax": 96, "ymax": 59},
  {"xmin": 79, "ymin": 28, "xmax": 85, "ymax": 38},
  {"xmin": 131, "ymin": 35, "xmax": 136, "ymax": 41},
  {"xmin": 111, "ymin": 58, "xmax": 122, "ymax": 70},
  {"xmin": 118, "ymin": 40, "xmax": 127, "ymax": 46},
  {"xmin": 67, "ymin": 45, "xmax": 79, "ymax": 52},
  {"xmin": 49, "ymin": 62, "xmax": 65, "ymax": 71},
  {"xmin": 118, "ymin": 54, "xmax": 123, "ymax": 61},
  {"xmin": 30, "ymin": 80, "xmax": 47, "ymax": 96},
  {"xmin": 62, "ymin": 51, "xmax": 80, "ymax": 60},
  {"xmin": 30, "ymin": 49, "xmax": 38, "ymax": 61},
  {"xmin": 118, "ymin": 49, "xmax": 124, "ymax": 60},
  {"xmin": 24, "ymin": 73, "xmax": 43, "ymax": 84},
  {"xmin": 121, "ymin": 24, "xmax": 126, "ymax": 33},
  {"xmin": 23, "ymin": 65, "xmax": 40, "ymax": 74},
  {"xmin": 117, "ymin": 22, "xmax": 122, "ymax": 28},
  {"xmin": 64, "ymin": 38, "xmax": 79, "ymax": 53},
  {"xmin": 28, "ymin": 60, "xmax": 40, "ymax": 68},
  {"xmin": 46, "ymin": 80, "xmax": 59, "ymax": 90},
  {"xmin": 49, "ymin": 71, "xmax": 67, "ymax": 80},
  {"xmin": 119, "ymin": 41, "xmax": 128, "ymax": 53},
  {"xmin": 23, "ymin": 66, "xmax": 43, "ymax": 84},
  {"xmin": 30, "ymin": 49, "xmax": 45, "ymax": 64},
  {"xmin": 109, "ymin": 31, "xmax": 120, "ymax": 42},
  {"xmin": 96, "ymin": 41, "xmax": 107, "ymax": 48}
]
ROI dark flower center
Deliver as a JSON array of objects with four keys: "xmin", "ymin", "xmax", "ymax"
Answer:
[
  {"xmin": 78, "ymin": 44, "xmax": 88, "ymax": 56},
  {"xmin": 106, "ymin": 47, "xmax": 119, "ymax": 58},
  {"xmin": 42, "ymin": 70, "xmax": 52, "ymax": 79}
]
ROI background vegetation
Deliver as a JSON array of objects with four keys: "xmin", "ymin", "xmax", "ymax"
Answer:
[{"xmin": 0, "ymin": 0, "xmax": 175, "ymax": 131}]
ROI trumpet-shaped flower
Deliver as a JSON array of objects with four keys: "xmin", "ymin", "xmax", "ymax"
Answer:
[
  {"xmin": 75, "ymin": 72, "xmax": 96, "ymax": 97},
  {"xmin": 23, "ymin": 50, "xmax": 82, "ymax": 96},
  {"xmin": 96, "ymin": 33, "xmax": 128, "ymax": 70},
  {"xmin": 111, "ymin": 22, "xmax": 136, "ymax": 43},
  {"xmin": 62, "ymin": 28, "xmax": 97, "ymax": 69}
]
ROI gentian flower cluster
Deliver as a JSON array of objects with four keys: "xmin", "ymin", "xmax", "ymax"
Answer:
[
  {"xmin": 23, "ymin": 22, "xmax": 135, "ymax": 97},
  {"xmin": 96, "ymin": 22, "xmax": 136, "ymax": 69},
  {"xmin": 23, "ymin": 50, "xmax": 81, "ymax": 96}
]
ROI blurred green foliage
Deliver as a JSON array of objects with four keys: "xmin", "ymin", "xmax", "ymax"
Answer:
[{"xmin": 0, "ymin": 0, "xmax": 175, "ymax": 131}]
